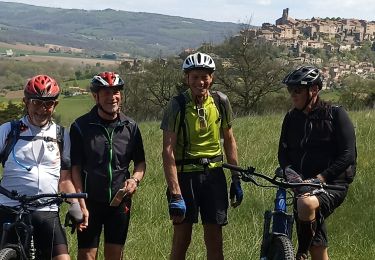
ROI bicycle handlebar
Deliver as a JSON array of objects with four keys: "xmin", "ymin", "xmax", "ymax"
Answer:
[
  {"xmin": 223, "ymin": 163, "xmax": 346, "ymax": 191},
  {"xmin": 0, "ymin": 185, "xmax": 88, "ymax": 203}
]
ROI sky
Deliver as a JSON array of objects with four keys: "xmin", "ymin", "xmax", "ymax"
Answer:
[{"xmin": 3, "ymin": 0, "xmax": 375, "ymax": 25}]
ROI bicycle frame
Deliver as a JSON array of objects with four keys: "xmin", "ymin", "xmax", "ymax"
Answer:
[{"xmin": 260, "ymin": 187, "xmax": 295, "ymax": 259}]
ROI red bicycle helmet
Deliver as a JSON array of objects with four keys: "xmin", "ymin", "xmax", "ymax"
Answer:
[
  {"xmin": 24, "ymin": 75, "xmax": 60, "ymax": 100},
  {"xmin": 90, "ymin": 72, "xmax": 124, "ymax": 93}
]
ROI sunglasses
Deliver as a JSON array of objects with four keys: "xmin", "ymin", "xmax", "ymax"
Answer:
[
  {"xmin": 197, "ymin": 107, "xmax": 207, "ymax": 129},
  {"xmin": 29, "ymin": 99, "xmax": 56, "ymax": 108},
  {"xmin": 287, "ymin": 86, "xmax": 307, "ymax": 94}
]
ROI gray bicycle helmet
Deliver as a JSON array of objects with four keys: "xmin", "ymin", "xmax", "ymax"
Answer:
[
  {"xmin": 182, "ymin": 52, "xmax": 215, "ymax": 72},
  {"xmin": 282, "ymin": 66, "xmax": 323, "ymax": 89}
]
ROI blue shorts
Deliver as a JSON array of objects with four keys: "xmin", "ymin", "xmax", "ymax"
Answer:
[
  {"xmin": 77, "ymin": 199, "xmax": 131, "ymax": 248},
  {"xmin": 167, "ymin": 167, "xmax": 229, "ymax": 225}
]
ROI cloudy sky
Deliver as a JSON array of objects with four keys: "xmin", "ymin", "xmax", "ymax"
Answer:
[{"xmin": 4, "ymin": 0, "xmax": 375, "ymax": 25}]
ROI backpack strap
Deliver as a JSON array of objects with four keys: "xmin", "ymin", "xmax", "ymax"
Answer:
[
  {"xmin": 173, "ymin": 93, "xmax": 188, "ymax": 172},
  {"xmin": 1, "ymin": 120, "xmax": 65, "ymax": 168},
  {"xmin": 55, "ymin": 124, "xmax": 64, "ymax": 158},
  {"xmin": 1, "ymin": 120, "xmax": 21, "ymax": 167},
  {"xmin": 211, "ymin": 91, "xmax": 224, "ymax": 127}
]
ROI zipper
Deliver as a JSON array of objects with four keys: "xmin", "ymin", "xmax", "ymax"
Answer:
[{"xmin": 89, "ymin": 122, "xmax": 117, "ymax": 203}]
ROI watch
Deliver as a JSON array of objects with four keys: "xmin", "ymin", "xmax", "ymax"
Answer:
[{"xmin": 131, "ymin": 177, "xmax": 140, "ymax": 187}]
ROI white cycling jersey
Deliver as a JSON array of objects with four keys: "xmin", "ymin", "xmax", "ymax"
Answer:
[{"xmin": 0, "ymin": 116, "xmax": 71, "ymax": 210}]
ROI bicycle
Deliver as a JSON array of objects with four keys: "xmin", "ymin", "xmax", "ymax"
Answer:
[
  {"xmin": 222, "ymin": 163, "xmax": 345, "ymax": 260},
  {"xmin": 0, "ymin": 185, "xmax": 87, "ymax": 260}
]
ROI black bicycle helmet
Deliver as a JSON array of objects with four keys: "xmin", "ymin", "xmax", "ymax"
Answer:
[{"xmin": 282, "ymin": 66, "xmax": 323, "ymax": 89}]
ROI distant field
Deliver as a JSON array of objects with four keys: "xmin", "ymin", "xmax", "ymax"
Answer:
[
  {"xmin": 13, "ymin": 55, "xmax": 120, "ymax": 66},
  {"xmin": 0, "ymin": 42, "xmax": 50, "ymax": 52},
  {"xmin": 0, "ymin": 41, "xmax": 120, "ymax": 66}
]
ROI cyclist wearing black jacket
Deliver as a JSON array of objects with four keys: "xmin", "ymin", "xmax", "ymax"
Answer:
[
  {"xmin": 278, "ymin": 66, "xmax": 356, "ymax": 260},
  {"xmin": 70, "ymin": 72, "xmax": 146, "ymax": 260}
]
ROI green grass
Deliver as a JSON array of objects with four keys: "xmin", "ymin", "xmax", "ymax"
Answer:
[
  {"xmin": 54, "ymin": 95, "xmax": 94, "ymax": 126},
  {"xmin": 64, "ymin": 110, "xmax": 371, "ymax": 260},
  {"xmin": 1, "ymin": 98, "xmax": 373, "ymax": 259}
]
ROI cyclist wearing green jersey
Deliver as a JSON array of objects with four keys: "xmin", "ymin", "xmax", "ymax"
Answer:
[{"xmin": 161, "ymin": 52, "xmax": 243, "ymax": 260}]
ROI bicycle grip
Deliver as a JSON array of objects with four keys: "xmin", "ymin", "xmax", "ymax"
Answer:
[
  {"xmin": 62, "ymin": 193, "xmax": 88, "ymax": 199},
  {"xmin": 322, "ymin": 184, "xmax": 346, "ymax": 191},
  {"xmin": 222, "ymin": 163, "xmax": 244, "ymax": 172}
]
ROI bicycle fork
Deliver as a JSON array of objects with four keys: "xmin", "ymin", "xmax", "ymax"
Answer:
[{"xmin": 260, "ymin": 188, "xmax": 294, "ymax": 258}]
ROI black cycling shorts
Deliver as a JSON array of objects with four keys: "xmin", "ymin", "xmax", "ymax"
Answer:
[
  {"xmin": 167, "ymin": 167, "xmax": 229, "ymax": 225},
  {"xmin": 0, "ymin": 210, "xmax": 68, "ymax": 258},
  {"xmin": 77, "ymin": 199, "xmax": 131, "ymax": 248},
  {"xmin": 295, "ymin": 187, "xmax": 348, "ymax": 247}
]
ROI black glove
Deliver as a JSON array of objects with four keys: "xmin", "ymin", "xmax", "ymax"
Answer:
[
  {"xmin": 295, "ymin": 178, "xmax": 321, "ymax": 195},
  {"xmin": 283, "ymin": 166, "xmax": 303, "ymax": 183}
]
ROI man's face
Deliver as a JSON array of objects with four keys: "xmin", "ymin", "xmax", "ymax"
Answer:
[
  {"xmin": 94, "ymin": 87, "xmax": 122, "ymax": 115},
  {"xmin": 287, "ymin": 85, "xmax": 310, "ymax": 110},
  {"xmin": 24, "ymin": 98, "xmax": 58, "ymax": 126},
  {"xmin": 186, "ymin": 70, "xmax": 213, "ymax": 98}
]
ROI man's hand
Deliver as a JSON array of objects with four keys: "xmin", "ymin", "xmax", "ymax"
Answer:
[
  {"xmin": 230, "ymin": 175, "xmax": 243, "ymax": 208},
  {"xmin": 169, "ymin": 194, "xmax": 186, "ymax": 224}
]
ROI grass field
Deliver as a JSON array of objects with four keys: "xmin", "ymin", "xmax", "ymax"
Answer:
[
  {"xmin": 64, "ymin": 110, "xmax": 373, "ymax": 259},
  {"xmin": 0, "ymin": 94, "xmax": 373, "ymax": 259}
]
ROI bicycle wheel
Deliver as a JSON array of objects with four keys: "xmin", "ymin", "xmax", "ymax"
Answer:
[
  {"xmin": 266, "ymin": 235, "xmax": 294, "ymax": 260},
  {"xmin": 0, "ymin": 248, "xmax": 18, "ymax": 260}
]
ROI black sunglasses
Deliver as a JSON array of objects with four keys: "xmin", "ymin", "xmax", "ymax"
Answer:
[{"xmin": 287, "ymin": 86, "xmax": 307, "ymax": 94}]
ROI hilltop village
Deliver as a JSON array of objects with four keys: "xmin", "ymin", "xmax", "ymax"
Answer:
[{"xmin": 244, "ymin": 8, "xmax": 375, "ymax": 88}]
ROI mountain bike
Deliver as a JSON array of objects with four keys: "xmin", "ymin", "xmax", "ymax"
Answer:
[
  {"xmin": 222, "ymin": 163, "xmax": 345, "ymax": 260},
  {"xmin": 0, "ymin": 185, "xmax": 87, "ymax": 260}
]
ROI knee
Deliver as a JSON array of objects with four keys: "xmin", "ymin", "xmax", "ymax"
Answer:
[{"xmin": 296, "ymin": 197, "xmax": 318, "ymax": 220}]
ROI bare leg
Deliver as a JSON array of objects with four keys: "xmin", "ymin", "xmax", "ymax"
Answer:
[
  {"xmin": 170, "ymin": 223, "xmax": 193, "ymax": 260},
  {"xmin": 203, "ymin": 224, "xmax": 224, "ymax": 260}
]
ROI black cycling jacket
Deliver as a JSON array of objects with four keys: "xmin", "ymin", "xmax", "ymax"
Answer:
[
  {"xmin": 278, "ymin": 99, "xmax": 356, "ymax": 185},
  {"xmin": 70, "ymin": 106, "xmax": 145, "ymax": 203}
]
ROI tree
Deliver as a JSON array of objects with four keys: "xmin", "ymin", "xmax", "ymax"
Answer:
[
  {"xmin": 0, "ymin": 101, "xmax": 24, "ymax": 125},
  {"xmin": 121, "ymin": 57, "xmax": 183, "ymax": 120},
  {"xmin": 338, "ymin": 75, "xmax": 375, "ymax": 110},
  {"xmin": 213, "ymin": 29, "xmax": 291, "ymax": 115}
]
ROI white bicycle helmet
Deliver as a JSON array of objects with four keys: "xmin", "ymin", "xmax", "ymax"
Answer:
[{"xmin": 182, "ymin": 52, "xmax": 216, "ymax": 72}]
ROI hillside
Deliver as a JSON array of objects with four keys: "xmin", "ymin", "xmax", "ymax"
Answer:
[{"xmin": 0, "ymin": 1, "xmax": 242, "ymax": 57}]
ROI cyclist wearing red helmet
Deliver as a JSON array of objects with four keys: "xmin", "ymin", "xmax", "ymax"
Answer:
[
  {"xmin": 278, "ymin": 66, "xmax": 356, "ymax": 260},
  {"xmin": 0, "ymin": 75, "xmax": 81, "ymax": 259},
  {"xmin": 70, "ymin": 72, "xmax": 146, "ymax": 259}
]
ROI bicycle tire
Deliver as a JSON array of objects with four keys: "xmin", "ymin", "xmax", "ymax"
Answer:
[
  {"xmin": 266, "ymin": 235, "xmax": 294, "ymax": 260},
  {"xmin": 0, "ymin": 248, "xmax": 18, "ymax": 260}
]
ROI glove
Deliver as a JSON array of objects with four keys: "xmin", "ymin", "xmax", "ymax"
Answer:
[
  {"xmin": 283, "ymin": 166, "xmax": 303, "ymax": 183},
  {"xmin": 230, "ymin": 175, "xmax": 243, "ymax": 208},
  {"xmin": 168, "ymin": 194, "xmax": 186, "ymax": 218},
  {"xmin": 295, "ymin": 178, "xmax": 321, "ymax": 195},
  {"xmin": 68, "ymin": 202, "xmax": 84, "ymax": 224}
]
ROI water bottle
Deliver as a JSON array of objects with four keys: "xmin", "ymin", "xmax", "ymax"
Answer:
[{"xmin": 272, "ymin": 188, "xmax": 288, "ymax": 234}]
